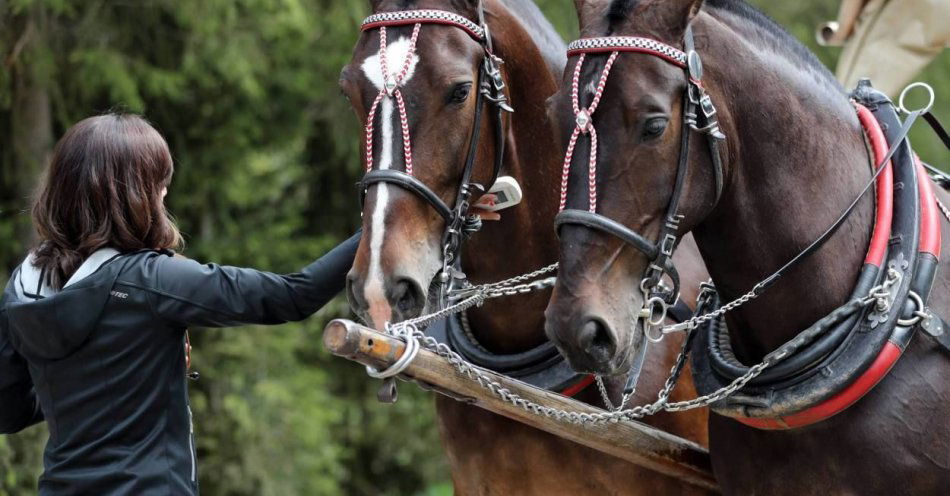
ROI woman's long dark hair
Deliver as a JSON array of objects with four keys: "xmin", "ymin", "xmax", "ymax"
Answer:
[{"xmin": 31, "ymin": 113, "xmax": 183, "ymax": 288}]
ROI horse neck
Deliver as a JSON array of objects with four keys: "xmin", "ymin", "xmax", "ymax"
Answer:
[
  {"xmin": 690, "ymin": 11, "xmax": 875, "ymax": 361},
  {"xmin": 460, "ymin": 2, "xmax": 565, "ymax": 353}
]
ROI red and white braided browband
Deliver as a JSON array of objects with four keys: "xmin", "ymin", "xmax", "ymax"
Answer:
[
  {"xmin": 362, "ymin": 10, "xmax": 485, "ymax": 41},
  {"xmin": 567, "ymin": 37, "xmax": 686, "ymax": 67},
  {"xmin": 361, "ymin": 10, "xmax": 484, "ymax": 175},
  {"xmin": 559, "ymin": 37, "xmax": 687, "ymax": 213}
]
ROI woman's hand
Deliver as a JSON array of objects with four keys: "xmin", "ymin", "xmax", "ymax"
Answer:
[{"xmin": 468, "ymin": 194, "xmax": 501, "ymax": 221}]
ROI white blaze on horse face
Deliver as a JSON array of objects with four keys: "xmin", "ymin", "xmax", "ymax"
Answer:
[
  {"xmin": 361, "ymin": 36, "xmax": 421, "ymax": 326},
  {"xmin": 586, "ymin": 80, "xmax": 598, "ymax": 98}
]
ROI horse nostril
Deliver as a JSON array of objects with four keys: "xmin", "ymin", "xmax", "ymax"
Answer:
[
  {"xmin": 578, "ymin": 318, "xmax": 617, "ymax": 363},
  {"xmin": 392, "ymin": 278, "xmax": 424, "ymax": 316},
  {"xmin": 346, "ymin": 273, "xmax": 360, "ymax": 308}
]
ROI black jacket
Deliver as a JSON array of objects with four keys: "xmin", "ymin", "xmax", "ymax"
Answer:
[{"xmin": 0, "ymin": 232, "xmax": 359, "ymax": 495}]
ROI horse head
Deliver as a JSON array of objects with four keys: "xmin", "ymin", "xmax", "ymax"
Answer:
[
  {"xmin": 343, "ymin": 0, "xmax": 510, "ymax": 328},
  {"xmin": 544, "ymin": 0, "xmax": 725, "ymax": 375}
]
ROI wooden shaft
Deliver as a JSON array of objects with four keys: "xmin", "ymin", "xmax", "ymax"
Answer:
[{"xmin": 323, "ymin": 319, "xmax": 720, "ymax": 492}]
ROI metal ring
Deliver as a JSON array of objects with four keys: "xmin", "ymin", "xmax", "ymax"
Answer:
[
  {"xmin": 644, "ymin": 322, "xmax": 665, "ymax": 343},
  {"xmin": 898, "ymin": 82, "xmax": 935, "ymax": 115},
  {"xmin": 644, "ymin": 296, "xmax": 668, "ymax": 327},
  {"xmin": 366, "ymin": 333, "xmax": 420, "ymax": 379},
  {"xmin": 896, "ymin": 291, "xmax": 925, "ymax": 327}
]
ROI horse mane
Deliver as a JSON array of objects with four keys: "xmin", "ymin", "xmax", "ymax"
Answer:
[
  {"xmin": 498, "ymin": 0, "xmax": 567, "ymax": 76},
  {"xmin": 606, "ymin": 0, "xmax": 839, "ymax": 88}
]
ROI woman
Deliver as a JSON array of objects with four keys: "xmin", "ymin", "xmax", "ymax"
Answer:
[{"xmin": 0, "ymin": 113, "xmax": 360, "ymax": 495}]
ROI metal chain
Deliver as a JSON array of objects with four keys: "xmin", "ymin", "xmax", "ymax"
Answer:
[
  {"xmin": 659, "ymin": 287, "xmax": 758, "ymax": 335},
  {"xmin": 382, "ymin": 272, "xmax": 893, "ymax": 425},
  {"xmin": 391, "ymin": 263, "xmax": 559, "ymax": 333},
  {"xmin": 595, "ymin": 376, "xmax": 632, "ymax": 412},
  {"xmin": 477, "ymin": 263, "xmax": 559, "ymax": 293}
]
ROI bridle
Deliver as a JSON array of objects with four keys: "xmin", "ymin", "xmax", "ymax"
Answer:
[
  {"xmin": 357, "ymin": 5, "xmax": 513, "ymax": 305},
  {"xmin": 553, "ymin": 28, "xmax": 725, "ymax": 340}
]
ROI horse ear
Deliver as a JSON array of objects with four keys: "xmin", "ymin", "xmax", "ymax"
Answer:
[
  {"xmin": 662, "ymin": 0, "xmax": 705, "ymax": 36},
  {"xmin": 448, "ymin": 0, "xmax": 480, "ymax": 17},
  {"xmin": 573, "ymin": 0, "xmax": 609, "ymax": 31}
]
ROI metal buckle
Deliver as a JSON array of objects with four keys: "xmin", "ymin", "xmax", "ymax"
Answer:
[
  {"xmin": 482, "ymin": 56, "xmax": 514, "ymax": 113},
  {"xmin": 699, "ymin": 94, "xmax": 717, "ymax": 119},
  {"xmin": 660, "ymin": 233, "xmax": 677, "ymax": 257}
]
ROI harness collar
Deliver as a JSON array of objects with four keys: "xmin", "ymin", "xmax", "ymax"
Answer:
[{"xmin": 691, "ymin": 82, "xmax": 943, "ymax": 430}]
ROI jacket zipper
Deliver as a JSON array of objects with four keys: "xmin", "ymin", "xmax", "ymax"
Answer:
[{"xmin": 187, "ymin": 405, "xmax": 196, "ymax": 482}]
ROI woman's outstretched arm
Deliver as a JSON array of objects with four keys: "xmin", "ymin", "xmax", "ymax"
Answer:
[{"xmin": 127, "ymin": 231, "xmax": 361, "ymax": 328}]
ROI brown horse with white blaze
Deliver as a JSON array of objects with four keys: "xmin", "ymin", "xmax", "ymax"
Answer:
[
  {"xmin": 342, "ymin": 0, "xmax": 711, "ymax": 494},
  {"xmin": 545, "ymin": 0, "xmax": 950, "ymax": 494}
]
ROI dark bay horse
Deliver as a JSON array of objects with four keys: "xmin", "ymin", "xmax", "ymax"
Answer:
[
  {"xmin": 341, "ymin": 0, "xmax": 711, "ymax": 493},
  {"xmin": 545, "ymin": 0, "xmax": 950, "ymax": 494}
]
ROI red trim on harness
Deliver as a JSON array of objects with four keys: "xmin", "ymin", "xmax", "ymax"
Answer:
[
  {"xmin": 560, "ymin": 374, "xmax": 595, "ymax": 397},
  {"xmin": 734, "ymin": 105, "xmax": 930, "ymax": 430},
  {"xmin": 566, "ymin": 46, "xmax": 687, "ymax": 68},
  {"xmin": 916, "ymin": 156, "xmax": 942, "ymax": 257},
  {"xmin": 735, "ymin": 341, "xmax": 903, "ymax": 430},
  {"xmin": 855, "ymin": 103, "xmax": 894, "ymax": 267},
  {"xmin": 362, "ymin": 19, "xmax": 483, "ymax": 42}
]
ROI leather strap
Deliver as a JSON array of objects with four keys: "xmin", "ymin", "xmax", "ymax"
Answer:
[
  {"xmin": 554, "ymin": 208, "xmax": 679, "ymax": 277},
  {"xmin": 360, "ymin": 169, "xmax": 453, "ymax": 221}
]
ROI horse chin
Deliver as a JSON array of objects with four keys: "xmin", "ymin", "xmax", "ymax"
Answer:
[{"xmin": 604, "ymin": 321, "xmax": 645, "ymax": 377}]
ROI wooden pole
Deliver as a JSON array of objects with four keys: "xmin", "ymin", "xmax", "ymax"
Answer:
[{"xmin": 323, "ymin": 319, "xmax": 720, "ymax": 492}]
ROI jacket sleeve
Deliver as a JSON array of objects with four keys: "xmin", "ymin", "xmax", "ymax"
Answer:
[
  {"xmin": 0, "ymin": 316, "xmax": 44, "ymax": 434},
  {"xmin": 146, "ymin": 231, "xmax": 360, "ymax": 327}
]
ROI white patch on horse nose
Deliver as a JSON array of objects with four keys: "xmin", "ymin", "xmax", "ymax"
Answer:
[{"xmin": 360, "ymin": 36, "xmax": 422, "ymax": 324}]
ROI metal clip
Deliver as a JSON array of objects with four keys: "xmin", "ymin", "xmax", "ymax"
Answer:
[{"xmin": 920, "ymin": 309, "xmax": 944, "ymax": 336}]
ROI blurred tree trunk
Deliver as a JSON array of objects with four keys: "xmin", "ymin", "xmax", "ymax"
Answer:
[
  {"xmin": 0, "ymin": 4, "xmax": 52, "ymax": 494},
  {"xmin": 8, "ymin": 6, "xmax": 52, "ymax": 251}
]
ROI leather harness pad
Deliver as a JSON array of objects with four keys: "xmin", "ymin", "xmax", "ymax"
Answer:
[
  {"xmin": 425, "ymin": 313, "xmax": 585, "ymax": 394},
  {"xmin": 425, "ymin": 295, "xmax": 697, "ymax": 396},
  {"xmin": 690, "ymin": 84, "xmax": 940, "ymax": 428}
]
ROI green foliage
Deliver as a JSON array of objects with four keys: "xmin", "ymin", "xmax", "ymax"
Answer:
[{"xmin": 0, "ymin": 1, "xmax": 946, "ymax": 495}]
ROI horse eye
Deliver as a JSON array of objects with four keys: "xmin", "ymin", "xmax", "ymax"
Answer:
[
  {"xmin": 643, "ymin": 117, "xmax": 668, "ymax": 139},
  {"xmin": 449, "ymin": 83, "xmax": 473, "ymax": 104}
]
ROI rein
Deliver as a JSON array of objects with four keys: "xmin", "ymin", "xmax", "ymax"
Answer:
[{"xmin": 357, "ymin": 6, "xmax": 513, "ymax": 304}]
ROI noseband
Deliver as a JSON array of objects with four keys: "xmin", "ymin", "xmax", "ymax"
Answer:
[
  {"xmin": 357, "ymin": 6, "xmax": 513, "ymax": 304},
  {"xmin": 554, "ymin": 28, "xmax": 725, "ymax": 337}
]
